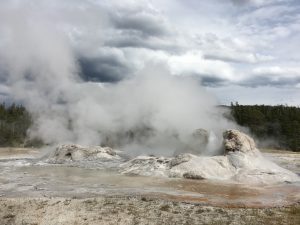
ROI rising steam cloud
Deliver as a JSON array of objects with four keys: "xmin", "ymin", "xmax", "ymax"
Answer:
[{"xmin": 0, "ymin": 1, "xmax": 238, "ymax": 156}]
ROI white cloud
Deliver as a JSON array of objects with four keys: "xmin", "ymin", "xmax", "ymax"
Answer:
[
  {"xmin": 252, "ymin": 66, "xmax": 300, "ymax": 77},
  {"xmin": 168, "ymin": 51, "xmax": 236, "ymax": 81},
  {"xmin": 208, "ymin": 85, "xmax": 300, "ymax": 105},
  {"xmin": 0, "ymin": 0, "xmax": 299, "ymax": 105}
]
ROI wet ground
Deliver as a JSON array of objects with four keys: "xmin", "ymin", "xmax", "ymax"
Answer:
[{"xmin": 0, "ymin": 148, "xmax": 299, "ymax": 208}]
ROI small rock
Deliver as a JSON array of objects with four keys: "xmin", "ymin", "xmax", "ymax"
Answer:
[
  {"xmin": 183, "ymin": 172, "xmax": 205, "ymax": 180},
  {"xmin": 169, "ymin": 154, "xmax": 192, "ymax": 167}
]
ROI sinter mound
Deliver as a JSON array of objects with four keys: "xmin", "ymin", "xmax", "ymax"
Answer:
[
  {"xmin": 51, "ymin": 130, "xmax": 299, "ymax": 184},
  {"xmin": 120, "ymin": 130, "xmax": 299, "ymax": 184}
]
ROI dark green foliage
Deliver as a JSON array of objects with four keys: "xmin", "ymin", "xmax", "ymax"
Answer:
[
  {"xmin": 0, "ymin": 103, "xmax": 32, "ymax": 147},
  {"xmin": 231, "ymin": 103, "xmax": 300, "ymax": 152},
  {"xmin": 1, "ymin": 101, "xmax": 300, "ymax": 151}
]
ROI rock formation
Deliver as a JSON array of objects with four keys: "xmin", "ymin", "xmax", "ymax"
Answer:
[
  {"xmin": 47, "ymin": 130, "xmax": 299, "ymax": 184},
  {"xmin": 223, "ymin": 129, "xmax": 257, "ymax": 154},
  {"xmin": 120, "ymin": 129, "xmax": 300, "ymax": 184},
  {"xmin": 119, "ymin": 156, "xmax": 170, "ymax": 177},
  {"xmin": 50, "ymin": 144, "xmax": 121, "ymax": 163}
]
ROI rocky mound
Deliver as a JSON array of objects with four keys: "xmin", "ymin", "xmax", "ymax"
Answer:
[
  {"xmin": 223, "ymin": 129, "xmax": 257, "ymax": 154},
  {"xmin": 120, "ymin": 155, "xmax": 171, "ymax": 177},
  {"xmin": 46, "ymin": 130, "xmax": 299, "ymax": 184},
  {"xmin": 120, "ymin": 130, "xmax": 300, "ymax": 184},
  {"xmin": 49, "ymin": 144, "xmax": 122, "ymax": 163}
]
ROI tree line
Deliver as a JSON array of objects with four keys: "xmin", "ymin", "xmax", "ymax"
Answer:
[
  {"xmin": 1, "ymin": 102, "xmax": 300, "ymax": 151},
  {"xmin": 0, "ymin": 103, "xmax": 40, "ymax": 147},
  {"xmin": 230, "ymin": 103, "xmax": 300, "ymax": 152}
]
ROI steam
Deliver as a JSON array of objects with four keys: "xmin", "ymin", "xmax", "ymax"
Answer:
[{"xmin": 0, "ymin": 1, "xmax": 238, "ymax": 156}]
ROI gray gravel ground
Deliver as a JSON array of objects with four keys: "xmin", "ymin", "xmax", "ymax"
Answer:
[{"xmin": 0, "ymin": 196, "xmax": 300, "ymax": 225}]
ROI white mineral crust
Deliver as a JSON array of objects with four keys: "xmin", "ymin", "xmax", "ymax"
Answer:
[{"xmin": 120, "ymin": 130, "xmax": 300, "ymax": 184}]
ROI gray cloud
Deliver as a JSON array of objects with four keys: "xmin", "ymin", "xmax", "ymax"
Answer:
[
  {"xmin": 204, "ymin": 52, "xmax": 257, "ymax": 64},
  {"xmin": 208, "ymin": 85, "xmax": 300, "ymax": 105},
  {"xmin": 105, "ymin": 32, "xmax": 179, "ymax": 52},
  {"xmin": 238, "ymin": 76, "xmax": 300, "ymax": 87},
  {"xmin": 111, "ymin": 11, "xmax": 171, "ymax": 37},
  {"xmin": 239, "ymin": 66, "xmax": 300, "ymax": 87},
  {"xmin": 200, "ymin": 76, "xmax": 228, "ymax": 87},
  {"xmin": 0, "ymin": 0, "xmax": 239, "ymax": 153},
  {"xmin": 230, "ymin": 0, "xmax": 288, "ymax": 6},
  {"xmin": 76, "ymin": 47, "xmax": 133, "ymax": 83},
  {"xmin": 231, "ymin": 0, "xmax": 253, "ymax": 5},
  {"xmin": 78, "ymin": 56, "xmax": 131, "ymax": 83},
  {"xmin": 0, "ymin": 0, "xmax": 299, "ymax": 108}
]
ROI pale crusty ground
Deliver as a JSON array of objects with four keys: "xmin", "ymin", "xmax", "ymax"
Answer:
[
  {"xmin": 0, "ymin": 196, "xmax": 300, "ymax": 225},
  {"xmin": 0, "ymin": 148, "xmax": 299, "ymax": 225},
  {"xmin": 0, "ymin": 147, "xmax": 39, "ymax": 160}
]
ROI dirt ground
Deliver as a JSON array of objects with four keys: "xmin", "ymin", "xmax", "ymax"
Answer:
[
  {"xmin": 0, "ymin": 147, "xmax": 39, "ymax": 159},
  {"xmin": 0, "ymin": 196, "xmax": 300, "ymax": 225},
  {"xmin": 0, "ymin": 148, "xmax": 299, "ymax": 225}
]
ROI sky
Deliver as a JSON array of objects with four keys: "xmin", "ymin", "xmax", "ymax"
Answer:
[{"xmin": 0, "ymin": 0, "xmax": 300, "ymax": 105}]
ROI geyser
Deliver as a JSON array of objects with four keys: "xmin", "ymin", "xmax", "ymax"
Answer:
[
  {"xmin": 119, "ymin": 129, "xmax": 300, "ymax": 184},
  {"xmin": 0, "ymin": 2, "xmax": 238, "ymax": 156},
  {"xmin": 49, "ymin": 130, "xmax": 299, "ymax": 185}
]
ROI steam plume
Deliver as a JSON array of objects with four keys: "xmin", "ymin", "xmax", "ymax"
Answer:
[{"xmin": 0, "ymin": 1, "xmax": 238, "ymax": 156}]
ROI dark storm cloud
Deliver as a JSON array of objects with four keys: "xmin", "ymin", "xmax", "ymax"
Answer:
[
  {"xmin": 187, "ymin": 74, "xmax": 228, "ymax": 87},
  {"xmin": 78, "ymin": 56, "xmax": 131, "ymax": 83},
  {"xmin": 201, "ymin": 76, "xmax": 228, "ymax": 87}
]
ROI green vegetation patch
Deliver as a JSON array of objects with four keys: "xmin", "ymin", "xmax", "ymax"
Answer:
[{"xmin": 231, "ymin": 103, "xmax": 300, "ymax": 152}]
